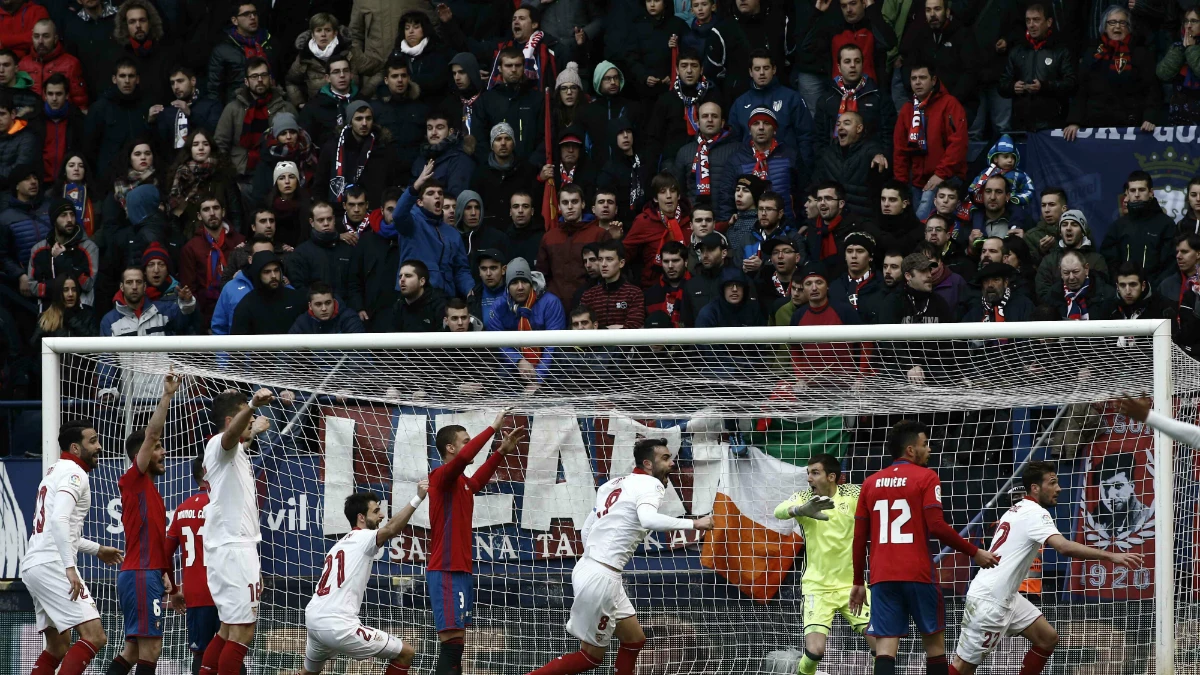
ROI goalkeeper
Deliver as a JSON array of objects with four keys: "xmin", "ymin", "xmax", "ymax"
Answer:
[{"xmin": 775, "ymin": 454, "xmax": 876, "ymax": 675}]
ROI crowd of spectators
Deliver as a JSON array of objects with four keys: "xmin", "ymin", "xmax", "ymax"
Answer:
[{"xmin": 0, "ymin": 0, "xmax": 1197, "ymax": 401}]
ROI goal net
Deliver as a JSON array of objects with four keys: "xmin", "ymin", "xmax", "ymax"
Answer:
[{"xmin": 20, "ymin": 321, "xmax": 1200, "ymax": 675}]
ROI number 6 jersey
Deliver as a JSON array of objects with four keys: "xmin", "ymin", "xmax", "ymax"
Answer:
[
  {"xmin": 306, "ymin": 529, "xmax": 380, "ymax": 628},
  {"xmin": 967, "ymin": 498, "xmax": 1059, "ymax": 608},
  {"xmin": 580, "ymin": 472, "xmax": 667, "ymax": 570}
]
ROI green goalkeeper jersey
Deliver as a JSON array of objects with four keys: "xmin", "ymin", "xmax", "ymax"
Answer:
[{"xmin": 774, "ymin": 484, "xmax": 860, "ymax": 594}]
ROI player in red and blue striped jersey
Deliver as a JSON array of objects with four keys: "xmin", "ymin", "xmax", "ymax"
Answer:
[
  {"xmin": 427, "ymin": 409, "xmax": 526, "ymax": 675},
  {"xmin": 107, "ymin": 372, "xmax": 180, "ymax": 675},
  {"xmin": 165, "ymin": 456, "xmax": 217, "ymax": 675},
  {"xmin": 850, "ymin": 420, "xmax": 999, "ymax": 675}
]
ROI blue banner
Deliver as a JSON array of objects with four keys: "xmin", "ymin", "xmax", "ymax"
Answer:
[{"xmin": 1023, "ymin": 127, "xmax": 1200, "ymax": 244}]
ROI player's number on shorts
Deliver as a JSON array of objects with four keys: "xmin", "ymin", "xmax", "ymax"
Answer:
[
  {"xmin": 459, "ymin": 592, "xmax": 466, "ymax": 609},
  {"xmin": 153, "ymin": 598, "xmax": 162, "ymax": 616},
  {"xmin": 596, "ymin": 489, "xmax": 622, "ymax": 519},
  {"xmin": 873, "ymin": 499, "xmax": 914, "ymax": 544},
  {"xmin": 356, "ymin": 626, "xmax": 372, "ymax": 641},
  {"xmin": 989, "ymin": 522, "xmax": 1010, "ymax": 553},
  {"xmin": 33, "ymin": 486, "xmax": 48, "ymax": 533},
  {"xmin": 597, "ymin": 616, "xmax": 609, "ymax": 630},
  {"xmin": 316, "ymin": 550, "xmax": 347, "ymax": 596},
  {"xmin": 981, "ymin": 631, "xmax": 999, "ymax": 650},
  {"xmin": 181, "ymin": 526, "xmax": 198, "ymax": 566}
]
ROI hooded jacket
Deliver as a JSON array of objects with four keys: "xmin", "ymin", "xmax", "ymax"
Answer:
[
  {"xmin": 375, "ymin": 81, "xmax": 429, "ymax": 172},
  {"xmin": 597, "ymin": 116, "xmax": 652, "ymax": 223},
  {"xmin": 440, "ymin": 52, "xmax": 485, "ymax": 138},
  {"xmin": 679, "ymin": 260, "xmax": 729, "ymax": 326},
  {"xmin": 684, "ymin": 13, "xmax": 752, "ymax": 98},
  {"xmin": 211, "ymin": 268, "xmax": 254, "ymax": 335},
  {"xmin": 728, "ymin": 77, "xmax": 815, "ymax": 172},
  {"xmin": 485, "ymin": 269, "xmax": 566, "ymax": 380},
  {"xmin": 455, "ymin": 190, "xmax": 511, "ymax": 274},
  {"xmin": 999, "ymin": 28, "xmax": 1076, "ymax": 131},
  {"xmin": 394, "ymin": 185, "xmax": 474, "ymax": 298},
  {"xmin": 0, "ymin": 191, "xmax": 49, "ymax": 277},
  {"xmin": 579, "ymin": 62, "xmax": 644, "ymax": 166},
  {"xmin": 289, "ymin": 300, "xmax": 367, "ymax": 334},
  {"xmin": 84, "ymin": 85, "xmax": 150, "ymax": 172},
  {"xmin": 536, "ymin": 214, "xmax": 611, "ymax": 302},
  {"xmin": 966, "ymin": 135, "xmax": 1035, "ymax": 208},
  {"xmin": 215, "ymin": 86, "xmax": 299, "ymax": 175},
  {"xmin": 231, "ymin": 251, "xmax": 307, "ymax": 335},
  {"xmin": 473, "ymin": 78, "xmax": 543, "ymax": 163},
  {"xmin": 1115, "ymin": 279, "xmax": 1174, "ymax": 321},
  {"xmin": 1101, "ymin": 199, "xmax": 1177, "ymax": 280},
  {"xmin": 892, "ymin": 84, "xmax": 968, "ymax": 189},
  {"xmin": 109, "ymin": 0, "xmax": 176, "ymax": 104},
  {"xmin": 18, "ymin": 40, "xmax": 88, "ymax": 109},
  {"xmin": 695, "ymin": 267, "xmax": 764, "ymax": 328}
]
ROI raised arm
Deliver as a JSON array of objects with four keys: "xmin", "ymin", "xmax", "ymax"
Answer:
[
  {"xmin": 221, "ymin": 388, "xmax": 274, "ymax": 451},
  {"xmin": 439, "ymin": 408, "xmax": 510, "ymax": 479},
  {"xmin": 136, "ymin": 371, "xmax": 180, "ymax": 473},
  {"xmin": 377, "ymin": 479, "xmax": 429, "ymax": 546},
  {"xmin": 465, "ymin": 427, "xmax": 526, "ymax": 492}
]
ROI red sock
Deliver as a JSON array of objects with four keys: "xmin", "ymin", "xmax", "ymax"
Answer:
[
  {"xmin": 615, "ymin": 639, "xmax": 646, "ymax": 675},
  {"xmin": 948, "ymin": 665, "xmax": 960, "ymax": 675},
  {"xmin": 217, "ymin": 640, "xmax": 248, "ymax": 675},
  {"xmin": 31, "ymin": 649, "xmax": 63, "ymax": 675},
  {"xmin": 58, "ymin": 639, "xmax": 99, "ymax": 675},
  {"xmin": 527, "ymin": 650, "xmax": 603, "ymax": 675},
  {"xmin": 1019, "ymin": 646, "xmax": 1052, "ymax": 675},
  {"xmin": 199, "ymin": 635, "xmax": 226, "ymax": 675},
  {"xmin": 384, "ymin": 662, "xmax": 410, "ymax": 675}
]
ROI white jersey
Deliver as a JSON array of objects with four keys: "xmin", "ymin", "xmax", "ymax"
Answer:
[
  {"xmin": 581, "ymin": 473, "xmax": 665, "ymax": 570},
  {"xmin": 23, "ymin": 455, "xmax": 97, "ymax": 569},
  {"xmin": 305, "ymin": 529, "xmax": 379, "ymax": 626},
  {"xmin": 967, "ymin": 498, "xmax": 1060, "ymax": 607},
  {"xmin": 203, "ymin": 434, "xmax": 260, "ymax": 548}
]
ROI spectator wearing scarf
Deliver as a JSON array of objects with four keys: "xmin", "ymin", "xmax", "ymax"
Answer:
[
  {"xmin": 141, "ymin": 241, "xmax": 179, "ymax": 301},
  {"xmin": 813, "ymin": 43, "xmax": 895, "ymax": 155},
  {"xmin": 208, "ymin": 2, "xmax": 275, "ymax": 105},
  {"xmin": 1053, "ymin": 250, "xmax": 1115, "ymax": 320},
  {"xmin": 963, "ymin": 261, "xmax": 1034, "ymax": 323},
  {"xmin": 647, "ymin": 46, "xmax": 719, "ymax": 166},
  {"xmin": 725, "ymin": 107, "xmax": 802, "ymax": 221},
  {"xmin": 671, "ymin": 100, "xmax": 736, "ymax": 214},
  {"xmin": 892, "ymin": 65, "xmax": 967, "ymax": 220},
  {"xmin": 1064, "ymin": 7, "xmax": 1162, "ymax": 134},
  {"xmin": 1157, "ymin": 8, "xmax": 1200, "ymax": 124},
  {"xmin": 485, "ymin": 257, "xmax": 566, "ymax": 387},
  {"xmin": 216, "ymin": 62, "xmax": 297, "ymax": 177},
  {"xmin": 178, "ymin": 196, "xmax": 244, "ymax": 326},
  {"xmin": 625, "ymin": 173, "xmax": 691, "ymax": 289},
  {"xmin": 597, "ymin": 116, "xmax": 651, "ymax": 222}
]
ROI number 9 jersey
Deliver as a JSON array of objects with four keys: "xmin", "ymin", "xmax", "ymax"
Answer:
[{"xmin": 580, "ymin": 472, "xmax": 667, "ymax": 569}]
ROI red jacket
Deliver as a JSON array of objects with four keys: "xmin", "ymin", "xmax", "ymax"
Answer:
[
  {"xmin": 624, "ymin": 204, "xmax": 690, "ymax": 289},
  {"xmin": 536, "ymin": 216, "xmax": 612, "ymax": 303},
  {"xmin": 0, "ymin": 2, "xmax": 48, "ymax": 59},
  {"xmin": 892, "ymin": 86, "xmax": 968, "ymax": 190},
  {"xmin": 19, "ymin": 41, "xmax": 88, "ymax": 109},
  {"xmin": 179, "ymin": 227, "xmax": 245, "ymax": 323}
]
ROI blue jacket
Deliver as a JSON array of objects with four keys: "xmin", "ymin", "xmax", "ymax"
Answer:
[
  {"xmin": 211, "ymin": 269, "xmax": 255, "ymax": 335},
  {"xmin": 728, "ymin": 78, "xmax": 814, "ymax": 176},
  {"xmin": 723, "ymin": 141, "xmax": 802, "ymax": 221},
  {"xmin": 0, "ymin": 194, "xmax": 49, "ymax": 280},
  {"xmin": 410, "ymin": 142, "xmax": 474, "ymax": 199},
  {"xmin": 394, "ymin": 187, "xmax": 474, "ymax": 298},
  {"xmin": 485, "ymin": 289, "xmax": 566, "ymax": 381},
  {"xmin": 98, "ymin": 295, "xmax": 196, "ymax": 395}
]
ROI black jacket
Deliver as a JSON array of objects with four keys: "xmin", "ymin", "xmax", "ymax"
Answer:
[
  {"xmin": 579, "ymin": 93, "xmax": 643, "ymax": 166},
  {"xmin": 471, "ymin": 157, "xmax": 540, "ymax": 221},
  {"xmin": 961, "ymin": 287, "xmax": 1037, "ymax": 322},
  {"xmin": 300, "ymin": 87, "xmax": 367, "ymax": 148},
  {"xmin": 670, "ymin": 131, "xmax": 740, "ymax": 220},
  {"xmin": 288, "ymin": 231, "xmax": 355, "ymax": 298},
  {"xmin": 874, "ymin": 210, "xmax": 924, "ymax": 256},
  {"xmin": 346, "ymin": 225, "xmax": 400, "ymax": 332},
  {"xmin": 646, "ymin": 80, "xmax": 723, "ymax": 168},
  {"xmin": 312, "ymin": 128, "xmax": 396, "ymax": 207},
  {"xmin": 373, "ymin": 82, "xmax": 430, "ymax": 173},
  {"xmin": 1101, "ymin": 201, "xmax": 1177, "ymax": 280},
  {"xmin": 679, "ymin": 262, "xmax": 728, "ymax": 327},
  {"xmin": 288, "ymin": 303, "xmax": 367, "ymax": 334},
  {"xmin": 461, "ymin": 224, "xmax": 512, "ymax": 277},
  {"xmin": 998, "ymin": 32, "xmax": 1077, "ymax": 132},
  {"xmin": 623, "ymin": 10, "xmax": 691, "ymax": 99},
  {"xmin": 968, "ymin": 0, "xmax": 1026, "ymax": 86},
  {"xmin": 800, "ymin": 3, "xmax": 895, "ymax": 82},
  {"xmin": 394, "ymin": 287, "xmax": 446, "ymax": 332},
  {"xmin": 830, "ymin": 271, "xmax": 898, "ymax": 324},
  {"xmin": 84, "ymin": 86, "xmax": 151, "ymax": 173},
  {"xmin": 504, "ymin": 219, "xmax": 544, "ymax": 267},
  {"xmin": 733, "ymin": 6, "xmax": 793, "ymax": 80},
  {"xmin": 153, "ymin": 96, "xmax": 224, "ymax": 156},
  {"xmin": 208, "ymin": 30, "xmax": 278, "ymax": 105},
  {"xmin": 813, "ymin": 75, "xmax": 895, "ymax": 157},
  {"xmin": 231, "ymin": 252, "xmax": 307, "ymax": 335},
  {"xmin": 811, "ymin": 137, "xmax": 885, "ymax": 218},
  {"xmin": 1049, "ymin": 274, "xmax": 1118, "ymax": 321},
  {"xmin": 473, "ymin": 80, "xmax": 543, "ymax": 163},
  {"xmin": 1068, "ymin": 42, "xmax": 1164, "ymax": 128},
  {"xmin": 898, "ymin": 18, "xmax": 978, "ymax": 106}
]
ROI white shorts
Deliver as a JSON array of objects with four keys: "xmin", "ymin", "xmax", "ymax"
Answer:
[
  {"xmin": 565, "ymin": 557, "xmax": 636, "ymax": 648},
  {"xmin": 955, "ymin": 594, "xmax": 1043, "ymax": 665},
  {"xmin": 304, "ymin": 622, "xmax": 405, "ymax": 672},
  {"xmin": 205, "ymin": 544, "xmax": 262, "ymax": 625},
  {"xmin": 23, "ymin": 561, "xmax": 100, "ymax": 633}
]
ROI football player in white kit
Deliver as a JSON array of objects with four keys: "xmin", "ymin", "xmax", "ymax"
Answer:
[
  {"xmin": 302, "ymin": 480, "xmax": 431, "ymax": 675},
  {"xmin": 198, "ymin": 388, "xmax": 275, "ymax": 675},
  {"xmin": 526, "ymin": 438, "xmax": 714, "ymax": 675},
  {"xmin": 950, "ymin": 462, "xmax": 1144, "ymax": 675},
  {"xmin": 23, "ymin": 419, "xmax": 124, "ymax": 675}
]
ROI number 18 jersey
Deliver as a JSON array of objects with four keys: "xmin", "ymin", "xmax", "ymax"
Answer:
[
  {"xmin": 581, "ymin": 472, "xmax": 666, "ymax": 570},
  {"xmin": 856, "ymin": 460, "xmax": 944, "ymax": 585},
  {"xmin": 305, "ymin": 529, "xmax": 380, "ymax": 628},
  {"xmin": 967, "ymin": 498, "xmax": 1059, "ymax": 608}
]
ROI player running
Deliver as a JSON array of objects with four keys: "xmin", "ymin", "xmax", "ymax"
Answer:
[
  {"xmin": 526, "ymin": 438, "xmax": 714, "ymax": 675},
  {"xmin": 850, "ymin": 420, "xmax": 1000, "ymax": 675},
  {"xmin": 165, "ymin": 456, "xmax": 215, "ymax": 675},
  {"xmin": 23, "ymin": 419, "xmax": 124, "ymax": 675},
  {"xmin": 199, "ymin": 388, "xmax": 275, "ymax": 675},
  {"xmin": 301, "ymin": 480, "xmax": 431, "ymax": 675},
  {"xmin": 949, "ymin": 462, "xmax": 1143, "ymax": 675},
  {"xmin": 106, "ymin": 372, "xmax": 180, "ymax": 675},
  {"xmin": 427, "ymin": 409, "xmax": 526, "ymax": 675},
  {"xmin": 774, "ymin": 453, "xmax": 876, "ymax": 675}
]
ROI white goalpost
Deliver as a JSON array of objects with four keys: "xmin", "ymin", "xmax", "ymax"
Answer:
[{"xmin": 30, "ymin": 319, "xmax": 1198, "ymax": 674}]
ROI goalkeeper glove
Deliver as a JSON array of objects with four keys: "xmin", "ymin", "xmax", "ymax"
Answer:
[{"xmin": 788, "ymin": 496, "xmax": 835, "ymax": 521}]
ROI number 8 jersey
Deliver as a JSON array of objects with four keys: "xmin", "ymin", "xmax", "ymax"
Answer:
[
  {"xmin": 581, "ymin": 472, "xmax": 667, "ymax": 570},
  {"xmin": 967, "ymin": 498, "xmax": 1059, "ymax": 608}
]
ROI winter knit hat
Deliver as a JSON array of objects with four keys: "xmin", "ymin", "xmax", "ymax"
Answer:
[
  {"xmin": 271, "ymin": 111, "xmax": 300, "ymax": 134},
  {"xmin": 490, "ymin": 122, "xmax": 514, "ymax": 144},
  {"xmin": 506, "ymin": 257, "xmax": 534, "ymax": 286},
  {"xmin": 592, "ymin": 60, "xmax": 623, "ymax": 94},
  {"xmin": 141, "ymin": 241, "xmax": 170, "ymax": 266},
  {"xmin": 48, "ymin": 196, "xmax": 74, "ymax": 223},
  {"xmin": 273, "ymin": 161, "xmax": 299, "ymax": 184},
  {"xmin": 735, "ymin": 174, "xmax": 770, "ymax": 205},
  {"xmin": 345, "ymin": 100, "xmax": 373, "ymax": 118},
  {"xmin": 556, "ymin": 61, "xmax": 583, "ymax": 90},
  {"xmin": 748, "ymin": 107, "xmax": 778, "ymax": 129}
]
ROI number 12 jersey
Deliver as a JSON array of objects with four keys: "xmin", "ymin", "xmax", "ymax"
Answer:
[{"xmin": 856, "ymin": 460, "xmax": 945, "ymax": 584}]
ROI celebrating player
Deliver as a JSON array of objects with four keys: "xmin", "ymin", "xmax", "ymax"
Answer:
[
  {"xmin": 302, "ymin": 480, "xmax": 431, "ymax": 675},
  {"xmin": 850, "ymin": 420, "xmax": 1000, "ymax": 675},
  {"xmin": 106, "ymin": 371, "xmax": 180, "ymax": 675},
  {"xmin": 199, "ymin": 388, "xmax": 275, "ymax": 675},
  {"xmin": 949, "ymin": 462, "xmax": 1143, "ymax": 675},
  {"xmin": 526, "ymin": 438, "xmax": 714, "ymax": 675},
  {"xmin": 774, "ymin": 454, "xmax": 876, "ymax": 675},
  {"xmin": 165, "ymin": 456, "xmax": 215, "ymax": 675},
  {"xmin": 23, "ymin": 420, "xmax": 124, "ymax": 675},
  {"xmin": 1117, "ymin": 395, "xmax": 1200, "ymax": 446},
  {"xmin": 427, "ymin": 409, "xmax": 525, "ymax": 675}
]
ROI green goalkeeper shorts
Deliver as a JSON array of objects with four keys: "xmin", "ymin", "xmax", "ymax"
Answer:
[{"xmin": 803, "ymin": 589, "xmax": 870, "ymax": 636}]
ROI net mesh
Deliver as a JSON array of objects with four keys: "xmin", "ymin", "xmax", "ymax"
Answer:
[{"xmin": 20, "ymin": 330, "xmax": 1200, "ymax": 674}]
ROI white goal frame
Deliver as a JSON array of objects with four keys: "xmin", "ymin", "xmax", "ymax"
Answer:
[{"xmin": 39, "ymin": 318, "xmax": 1177, "ymax": 674}]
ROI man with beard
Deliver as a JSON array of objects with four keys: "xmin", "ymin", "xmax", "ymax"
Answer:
[
  {"xmin": 580, "ymin": 62, "xmax": 644, "ymax": 167},
  {"xmin": 811, "ymin": 111, "xmax": 888, "ymax": 218},
  {"xmin": 890, "ymin": 252, "xmax": 954, "ymax": 383},
  {"xmin": 880, "ymin": 250, "xmax": 905, "ymax": 299},
  {"xmin": 1112, "ymin": 262, "xmax": 1172, "ymax": 322},
  {"xmin": 215, "ymin": 57, "xmax": 296, "ymax": 179},
  {"xmin": 813, "ymin": 44, "xmax": 895, "ymax": 154},
  {"xmin": 107, "ymin": 372, "xmax": 181, "ymax": 675},
  {"xmin": 1035, "ymin": 209, "xmax": 1107, "ymax": 305},
  {"xmin": 671, "ymin": 100, "xmax": 737, "ymax": 217},
  {"xmin": 893, "ymin": 63, "xmax": 967, "ymax": 220},
  {"xmin": 178, "ymin": 195, "xmax": 244, "ymax": 327},
  {"xmin": 475, "ymin": 121, "xmax": 539, "ymax": 219},
  {"xmin": 648, "ymin": 47, "xmax": 721, "ymax": 165},
  {"xmin": 211, "ymin": 237, "xmax": 275, "ymax": 336},
  {"xmin": 468, "ymin": 249, "xmax": 507, "ymax": 326},
  {"xmin": 396, "ymin": 160, "xmax": 474, "ymax": 299},
  {"xmin": 27, "ymin": 196, "xmax": 98, "ymax": 310},
  {"xmin": 923, "ymin": 212, "xmax": 971, "ymax": 277},
  {"xmin": 503, "ymin": 190, "xmax": 543, "ymax": 264},
  {"xmin": 299, "ymin": 54, "xmax": 364, "ymax": 148},
  {"xmin": 207, "ymin": 2, "xmax": 275, "ymax": 105},
  {"xmin": 914, "ymin": 240, "xmax": 967, "ymax": 313},
  {"xmin": 348, "ymin": 189, "xmax": 401, "ymax": 331},
  {"xmin": 804, "ymin": 181, "xmax": 875, "ymax": 276},
  {"xmin": 962, "ymin": 261, "xmax": 1034, "ymax": 322},
  {"xmin": 473, "ymin": 47, "xmax": 543, "ymax": 161},
  {"xmin": 966, "ymin": 175, "xmax": 1031, "ymax": 245},
  {"xmin": 224, "ymin": 209, "xmax": 293, "ymax": 281},
  {"xmin": 756, "ymin": 233, "xmax": 802, "ymax": 318},
  {"xmin": 645, "ymin": 240, "xmax": 690, "ymax": 326},
  {"xmin": 680, "ymin": 231, "xmax": 730, "ymax": 326},
  {"xmin": 84, "ymin": 59, "xmax": 149, "ymax": 172},
  {"xmin": 2, "ymin": 164, "xmax": 51, "ymax": 289},
  {"xmin": 313, "ymin": 101, "xmax": 395, "ymax": 207},
  {"xmin": 19, "ymin": 19, "xmax": 86, "ymax": 108},
  {"xmin": 231, "ymin": 251, "xmax": 307, "ymax": 335},
  {"xmin": 153, "ymin": 66, "xmax": 222, "ymax": 154},
  {"xmin": 394, "ymin": 259, "xmax": 446, "ymax": 333},
  {"xmin": 1101, "ymin": 172, "xmax": 1177, "ymax": 281},
  {"xmin": 22, "ymin": 419, "xmax": 124, "ymax": 675},
  {"xmin": 413, "ymin": 110, "xmax": 473, "ymax": 199},
  {"xmin": 1050, "ymin": 250, "xmax": 1116, "ymax": 321},
  {"xmin": 289, "ymin": 202, "xmax": 355, "ymax": 299},
  {"xmin": 730, "ymin": 191, "xmax": 793, "ymax": 272},
  {"xmin": 538, "ymin": 127, "xmax": 596, "ymax": 208},
  {"xmin": 538, "ymin": 184, "xmax": 610, "ymax": 301},
  {"xmin": 107, "ymin": 0, "xmax": 175, "ymax": 103},
  {"xmin": 1157, "ymin": 235, "xmax": 1200, "ymax": 355},
  {"xmin": 831, "ymin": 231, "xmax": 895, "ymax": 324},
  {"xmin": 1022, "ymin": 187, "xmax": 1067, "ymax": 267}
]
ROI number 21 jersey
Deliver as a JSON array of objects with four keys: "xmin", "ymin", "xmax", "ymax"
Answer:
[
  {"xmin": 856, "ymin": 460, "xmax": 944, "ymax": 584},
  {"xmin": 306, "ymin": 529, "xmax": 380, "ymax": 628},
  {"xmin": 967, "ymin": 498, "xmax": 1059, "ymax": 607}
]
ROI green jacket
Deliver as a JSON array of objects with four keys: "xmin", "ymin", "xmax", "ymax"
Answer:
[
  {"xmin": 881, "ymin": 0, "xmax": 914, "ymax": 64},
  {"xmin": 1022, "ymin": 218, "xmax": 1060, "ymax": 267},
  {"xmin": 1156, "ymin": 43, "xmax": 1200, "ymax": 83}
]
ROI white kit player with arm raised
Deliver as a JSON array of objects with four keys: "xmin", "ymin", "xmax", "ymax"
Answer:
[
  {"xmin": 950, "ymin": 462, "xmax": 1144, "ymax": 675},
  {"xmin": 199, "ymin": 387, "xmax": 275, "ymax": 675},
  {"xmin": 526, "ymin": 438, "xmax": 715, "ymax": 675},
  {"xmin": 303, "ymin": 479, "xmax": 430, "ymax": 675},
  {"xmin": 23, "ymin": 419, "xmax": 124, "ymax": 675}
]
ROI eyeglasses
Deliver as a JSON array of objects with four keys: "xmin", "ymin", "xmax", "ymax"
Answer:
[
  {"xmin": 238, "ymin": 10, "xmax": 258, "ymax": 18},
  {"xmin": 246, "ymin": 72, "xmax": 270, "ymax": 81},
  {"xmin": 1106, "ymin": 19, "xmax": 1129, "ymax": 27},
  {"xmin": 1186, "ymin": 18, "xmax": 1200, "ymax": 24}
]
